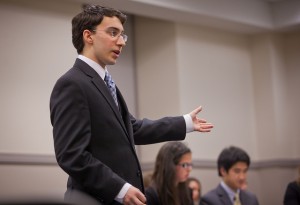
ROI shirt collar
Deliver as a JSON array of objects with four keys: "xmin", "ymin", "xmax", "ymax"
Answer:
[
  {"xmin": 78, "ymin": 55, "xmax": 106, "ymax": 80},
  {"xmin": 220, "ymin": 181, "xmax": 240, "ymax": 203}
]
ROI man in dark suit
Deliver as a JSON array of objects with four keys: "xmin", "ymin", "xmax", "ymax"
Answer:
[
  {"xmin": 50, "ymin": 5, "xmax": 213, "ymax": 205},
  {"xmin": 200, "ymin": 146, "xmax": 259, "ymax": 205},
  {"xmin": 283, "ymin": 166, "xmax": 300, "ymax": 205}
]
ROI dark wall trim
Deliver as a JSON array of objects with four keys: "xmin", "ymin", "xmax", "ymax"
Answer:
[
  {"xmin": 0, "ymin": 153, "xmax": 57, "ymax": 165},
  {"xmin": 0, "ymin": 153, "xmax": 299, "ymax": 171},
  {"xmin": 141, "ymin": 159, "xmax": 300, "ymax": 171}
]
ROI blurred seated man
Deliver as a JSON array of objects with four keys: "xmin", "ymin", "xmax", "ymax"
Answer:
[{"xmin": 200, "ymin": 146, "xmax": 259, "ymax": 205}]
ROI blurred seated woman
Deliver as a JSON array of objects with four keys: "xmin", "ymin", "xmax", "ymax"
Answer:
[{"xmin": 145, "ymin": 141, "xmax": 193, "ymax": 205}]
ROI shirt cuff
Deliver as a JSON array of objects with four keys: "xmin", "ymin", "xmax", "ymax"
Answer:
[
  {"xmin": 115, "ymin": 183, "xmax": 132, "ymax": 203},
  {"xmin": 184, "ymin": 114, "xmax": 194, "ymax": 133}
]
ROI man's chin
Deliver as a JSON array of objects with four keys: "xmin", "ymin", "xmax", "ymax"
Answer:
[{"xmin": 107, "ymin": 60, "xmax": 117, "ymax": 65}]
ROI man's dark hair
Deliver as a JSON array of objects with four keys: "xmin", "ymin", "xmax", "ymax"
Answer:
[
  {"xmin": 71, "ymin": 4, "xmax": 127, "ymax": 54},
  {"xmin": 217, "ymin": 146, "xmax": 250, "ymax": 176}
]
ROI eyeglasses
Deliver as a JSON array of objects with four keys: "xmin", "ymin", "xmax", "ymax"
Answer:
[
  {"xmin": 93, "ymin": 28, "xmax": 128, "ymax": 42},
  {"xmin": 177, "ymin": 162, "xmax": 193, "ymax": 169}
]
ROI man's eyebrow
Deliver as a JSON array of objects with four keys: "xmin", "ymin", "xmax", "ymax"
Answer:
[{"xmin": 107, "ymin": 27, "xmax": 124, "ymax": 32}]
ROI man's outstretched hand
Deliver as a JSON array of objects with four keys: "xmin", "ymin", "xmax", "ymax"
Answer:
[{"xmin": 189, "ymin": 106, "xmax": 214, "ymax": 132}]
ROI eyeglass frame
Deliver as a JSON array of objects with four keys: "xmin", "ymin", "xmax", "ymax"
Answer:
[
  {"xmin": 92, "ymin": 27, "xmax": 128, "ymax": 42},
  {"xmin": 177, "ymin": 162, "xmax": 193, "ymax": 169}
]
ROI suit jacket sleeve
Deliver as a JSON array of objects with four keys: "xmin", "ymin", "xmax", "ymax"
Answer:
[{"xmin": 131, "ymin": 113, "xmax": 186, "ymax": 145}]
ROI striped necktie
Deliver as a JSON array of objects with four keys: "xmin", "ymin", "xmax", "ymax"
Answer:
[
  {"xmin": 104, "ymin": 70, "xmax": 118, "ymax": 107},
  {"xmin": 233, "ymin": 192, "xmax": 242, "ymax": 205}
]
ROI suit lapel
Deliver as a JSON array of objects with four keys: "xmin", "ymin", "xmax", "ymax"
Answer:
[
  {"xmin": 74, "ymin": 59, "xmax": 130, "ymax": 140},
  {"xmin": 217, "ymin": 185, "xmax": 233, "ymax": 205},
  {"xmin": 239, "ymin": 190, "xmax": 247, "ymax": 205}
]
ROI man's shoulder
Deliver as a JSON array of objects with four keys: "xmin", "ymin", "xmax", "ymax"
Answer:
[
  {"xmin": 56, "ymin": 59, "xmax": 91, "ymax": 83},
  {"xmin": 241, "ymin": 189, "xmax": 257, "ymax": 198},
  {"xmin": 200, "ymin": 186, "xmax": 221, "ymax": 205},
  {"xmin": 202, "ymin": 186, "xmax": 219, "ymax": 197},
  {"xmin": 240, "ymin": 189, "xmax": 259, "ymax": 205},
  {"xmin": 287, "ymin": 181, "xmax": 299, "ymax": 189}
]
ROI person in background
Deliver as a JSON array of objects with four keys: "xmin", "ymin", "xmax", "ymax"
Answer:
[
  {"xmin": 187, "ymin": 177, "xmax": 202, "ymax": 205},
  {"xmin": 283, "ymin": 166, "xmax": 300, "ymax": 205},
  {"xmin": 200, "ymin": 146, "xmax": 259, "ymax": 205},
  {"xmin": 145, "ymin": 142, "xmax": 194, "ymax": 205},
  {"xmin": 50, "ymin": 4, "xmax": 214, "ymax": 205}
]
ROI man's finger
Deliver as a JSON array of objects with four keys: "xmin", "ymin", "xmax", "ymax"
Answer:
[{"xmin": 193, "ymin": 106, "xmax": 202, "ymax": 115}]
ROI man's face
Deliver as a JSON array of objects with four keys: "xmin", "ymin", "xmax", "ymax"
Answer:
[
  {"xmin": 87, "ymin": 16, "xmax": 126, "ymax": 68},
  {"xmin": 188, "ymin": 180, "xmax": 201, "ymax": 201},
  {"xmin": 221, "ymin": 162, "xmax": 248, "ymax": 191}
]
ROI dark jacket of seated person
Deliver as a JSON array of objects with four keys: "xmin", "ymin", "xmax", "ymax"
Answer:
[{"xmin": 284, "ymin": 166, "xmax": 300, "ymax": 205}]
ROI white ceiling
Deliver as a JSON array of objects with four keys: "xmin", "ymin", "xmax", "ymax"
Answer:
[{"xmin": 72, "ymin": 0, "xmax": 300, "ymax": 34}]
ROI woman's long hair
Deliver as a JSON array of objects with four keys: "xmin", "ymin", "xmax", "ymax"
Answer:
[{"xmin": 151, "ymin": 141, "xmax": 193, "ymax": 205}]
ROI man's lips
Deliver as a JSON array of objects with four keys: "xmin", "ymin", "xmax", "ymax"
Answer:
[{"xmin": 113, "ymin": 50, "xmax": 121, "ymax": 55}]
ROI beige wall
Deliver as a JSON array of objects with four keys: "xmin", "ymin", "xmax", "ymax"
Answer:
[
  {"xmin": 0, "ymin": 0, "xmax": 78, "ymax": 155},
  {"xmin": 0, "ymin": 164, "xmax": 67, "ymax": 201},
  {"xmin": 250, "ymin": 32, "xmax": 300, "ymax": 159},
  {"xmin": 175, "ymin": 23, "xmax": 257, "ymax": 160},
  {"xmin": 0, "ymin": 1, "xmax": 300, "ymax": 205}
]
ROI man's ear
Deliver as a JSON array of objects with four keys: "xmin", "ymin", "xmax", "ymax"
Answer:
[
  {"xmin": 220, "ymin": 167, "xmax": 227, "ymax": 176},
  {"xmin": 83, "ymin": 29, "xmax": 93, "ymax": 44}
]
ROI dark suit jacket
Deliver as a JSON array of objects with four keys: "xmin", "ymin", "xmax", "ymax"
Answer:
[
  {"xmin": 50, "ymin": 59, "xmax": 186, "ymax": 205},
  {"xmin": 284, "ymin": 181, "xmax": 300, "ymax": 205},
  {"xmin": 200, "ymin": 184, "xmax": 259, "ymax": 205}
]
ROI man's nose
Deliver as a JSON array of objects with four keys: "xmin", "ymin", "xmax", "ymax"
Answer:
[
  {"xmin": 239, "ymin": 173, "xmax": 247, "ymax": 180},
  {"xmin": 117, "ymin": 36, "xmax": 126, "ymax": 46}
]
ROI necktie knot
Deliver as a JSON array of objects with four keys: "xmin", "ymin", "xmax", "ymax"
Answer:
[
  {"xmin": 104, "ymin": 70, "xmax": 118, "ymax": 107},
  {"xmin": 234, "ymin": 192, "xmax": 242, "ymax": 205}
]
